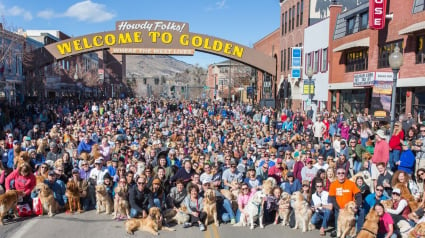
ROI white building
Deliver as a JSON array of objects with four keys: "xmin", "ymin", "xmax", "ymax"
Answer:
[{"xmin": 303, "ymin": 17, "xmax": 330, "ymax": 118}]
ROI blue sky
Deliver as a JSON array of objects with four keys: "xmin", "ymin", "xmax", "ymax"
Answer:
[{"xmin": 0, "ymin": 0, "xmax": 280, "ymax": 68}]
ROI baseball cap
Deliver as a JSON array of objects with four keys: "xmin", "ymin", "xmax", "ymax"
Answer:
[
  {"xmin": 72, "ymin": 168, "xmax": 80, "ymax": 174},
  {"xmin": 48, "ymin": 170, "xmax": 56, "ymax": 176},
  {"xmin": 287, "ymin": 172, "xmax": 294, "ymax": 177},
  {"xmin": 202, "ymin": 178, "xmax": 212, "ymax": 185},
  {"xmin": 375, "ymin": 129, "xmax": 386, "ymax": 139},
  {"xmin": 94, "ymin": 158, "xmax": 103, "ymax": 164},
  {"xmin": 24, "ymin": 136, "xmax": 31, "ymax": 141},
  {"xmin": 230, "ymin": 160, "xmax": 237, "ymax": 166},
  {"xmin": 13, "ymin": 140, "xmax": 19, "ymax": 145},
  {"xmin": 34, "ymin": 124, "xmax": 39, "ymax": 129},
  {"xmin": 276, "ymin": 158, "xmax": 283, "ymax": 163},
  {"xmin": 306, "ymin": 158, "xmax": 313, "ymax": 164},
  {"xmin": 392, "ymin": 188, "xmax": 401, "ymax": 195}
]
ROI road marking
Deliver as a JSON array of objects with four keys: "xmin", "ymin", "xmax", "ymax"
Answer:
[
  {"xmin": 205, "ymin": 225, "xmax": 212, "ymax": 238},
  {"xmin": 10, "ymin": 218, "xmax": 38, "ymax": 238},
  {"xmin": 212, "ymin": 224, "xmax": 220, "ymax": 238}
]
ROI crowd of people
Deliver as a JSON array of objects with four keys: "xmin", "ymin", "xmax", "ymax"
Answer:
[{"xmin": 1, "ymin": 97, "xmax": 425, "ymax": 238}]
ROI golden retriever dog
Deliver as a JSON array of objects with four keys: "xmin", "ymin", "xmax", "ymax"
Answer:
[
  {"xmin": 95, "ymin": 184, "xmax": 113, "ymax": 215},
  {"xmin": 203, "ymin": 189, "xmax": 219, "ymax": 226},
  {"xmin": 163, "ymin": 204, "xmax": 190, "ymax": 225},
  {"xmin": 275, "ymin": 191, "xmax": 291, "ymax": 226},
  {"xmin": 262, "ymin": 178, "xmax": 275, "ymax": 196},
  {"xmin": 14, "ymin": 151, "xmax": 30, "ymax": 169},
  {"xmin": 0, "ymin": 190, "xmax": 24, "ymax": 225},
  {"xmin": 239, "ymin": 191, "xmax": 266, "ymax": 229},
  {"xmin": 90, "ymin": 144, "xmax": 102, "ymax": 163},
  {"xmin": 289, "ymin": 134, "xmax": 302, "ymax": 144},
  {"xmin": 290, "ymin": 191, "xmax": 314, "ymax": 232},
  {"xmin": 65, "ymin": 180, "xmax": 82, "ymax": 213},
  {"xmin": 337, "ymin": 201, "xmax": 356, "ymax": 238},
  {"xmin": 350, "ymin": 171, "xmax": 373, "ymax": 191},
  {"xmin": 394, "ymin": 183, "xmax": 420, "ymax": 212},
  {"xmin": 36, "ymin": 183, "xmax": 59, "ymax": 217},
  {"xmin": 362, "ymin": 152, "xmax": 372, "ymax": 161},
  {"xmin": 125, "ymin": 207, "xmax": 175, "ymax": 235},
  {"xmin": 357, "ymin": 210, "xmax": 380, "ymax": 238},
  {"xmin": 409, "ymin": 222, "xmax": 425, "ymax": 238},
  {"xmin": 113, "ymin": 184, "xmax": 130, "ymax": 219}
]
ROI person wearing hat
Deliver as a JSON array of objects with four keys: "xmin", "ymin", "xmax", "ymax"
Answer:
[
  {"xmin": 21, "ymin": 136, "xmax": 32, "ymax": 151},
  {"xmin": 34, "ymin": 169, "xmax": 67, "ymax": 208},
  {"xmin": 281, "ymin": 171, "xmax": 301, "ymax": 194},
  {"xmin": 319, "ymin": 139, "xmax": 335, "ymax": 161},
  {"xmin": 243, "ymin": 166, "xmax": 261, "ymax": 191},
  {"xmin": 77, "ymin": 134, "xmax": 95, "ymax": 155},
  {"xmin": 70, "ymin": 168, "xmax": 89, "ymax": 211},
  {"xmin": 107, "ymin": 157, "xmax": 119, "ymax": 177},
  {"xmin": 150, "ymin": 178, "xmax": 165, "ymax": 210},
  {"xmin": 371, "ymin": 129, "xmax": 390, "ymax": 183},
  {"xmin": 45, "ymin": 142, "xmax": 63, "ymax": 163},
  {"xmin": 386, "ymin": 188, "xmax": 411, "ymax": 221},
  {"xmin": 27, "ymin": 124, "xmax": 41, "ymax": 141},
  {"xmin": 89, "ymin": 157, "xmax": 109, "ymax": 186},
  {"xmin": 221, "ymin": 159, "xmax": 243, "ymax": 189},
  {"xmin": 268, "ymin": 158, "xmax": 286, "ymax": 184},
  {"xmin": 301, "ymin": 157, "xmax": 318, "ymax": 182},
  {"xmin": 398, "ymin": 141, "xmax": 415, "ymax": 175}
]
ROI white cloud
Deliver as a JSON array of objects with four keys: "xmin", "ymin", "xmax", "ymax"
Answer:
[
  {"xmin": 0, "ymin": 4, "xmax": 33, "ymax": 21},
  {"xmin": 37, "ymin": 9, "xmax": 56, "ymax": 19},
  {"xmin": 63, "ymin": 0, "xmax": 115, "ymax": 23},
  {"xmin": 205, "ymin": 0, "xmax": 228, "ymax": 12}
]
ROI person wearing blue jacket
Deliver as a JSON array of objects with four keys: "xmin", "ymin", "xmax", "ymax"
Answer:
[
  {"xmin": 280, "ymin": 172, "xmax": 301, "ymax": 194},
  {"xmin": 31, "ymin": 170, "xmax": 67, "ymax": 207},
  {"xmin": 77, "ymin": 134, "xmax": 95, "ymax": 155},
  {"xmin": 398, "ymin": 141, "xmax": 415, "ymax": 175}
]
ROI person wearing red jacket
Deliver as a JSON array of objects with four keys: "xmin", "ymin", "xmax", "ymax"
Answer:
[
  {"xmin": 371, "ymin": 130, "xmax": 390, "ymax": 188},
  {"xmin": 5, "ymin": 162, "xmax": 36, "ymax": 204},
  {"xmin": 268, "ymin": 158, "xmax": 286, "ymax": 184},
  {"xmin": 389, "ymin": 122, "xmax": 404, "ymax": 172}
]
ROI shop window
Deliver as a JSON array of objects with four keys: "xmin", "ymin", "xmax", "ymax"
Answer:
[
  {"xmin": 143, "ymin": 78, "xmax": 147, "ymax": 85},
  {"xmin": 359, "ymin": 12, "xmax": 368, "ymax": 31},
  {"xmin": 296, "ymin": 2, "xmax": 300, "ymax": 27},
  {"xmin": 378, "ymin": 40, "xmax": 403, "ymax": 68},
  {"xmin": 346, "ymin": 17, "xmax": 355, "ymax": 35},
  {"xmin": 416, "ymin": 35, "xmax": 425, "ymax": 64},
  {"xmin": 300, "ymin": 0, "xmax": 303, "ymax": 25},
  {"xmin": 345, "ymin": 49, "xmax": 368, "ymax": 72},
  {"xmin": 340, "ymin": 89, "xmax": 371, "ymax": 115}
]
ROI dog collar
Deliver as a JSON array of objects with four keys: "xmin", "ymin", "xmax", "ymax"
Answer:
[{"xmin": 360, "ymin": 227, "xmax": 377, "ymax": 236}]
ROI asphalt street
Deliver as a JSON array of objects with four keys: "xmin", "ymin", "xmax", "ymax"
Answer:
[{"xmin": 1, "ymin": 211, "xmax": 332, "ymax": 238}]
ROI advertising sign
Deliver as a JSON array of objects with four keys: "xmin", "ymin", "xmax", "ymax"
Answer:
[
  {"xmin": 353, "ymin": 72, "xmax": 375, "ymax": 87},
  {"xmin": 291, "ymin": 47, "xmax": 302, "ymax": 78},
  {"xmin": 371, "ymin": 80, "xmax": 392, "ymax": 121},
  {"xmin": 369, "ymin": 0, "xmax": 387, "ymax": 30}
]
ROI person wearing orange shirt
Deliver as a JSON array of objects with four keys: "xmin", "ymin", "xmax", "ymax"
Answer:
[{"xmin": 328, "ymin": 167, "xmax": 363, "ymax": 237}]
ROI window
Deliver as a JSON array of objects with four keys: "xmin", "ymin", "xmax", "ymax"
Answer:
[
  {"xmin": 346, "ymin": 49, "xmax": 368, "ymax": 72},
  {"xmin": 281, "ymin": 13, "xmax": 285, "ymax": 35},
  {"xmin": 321, "ymin": 48, "xmax": 328, "ymax": 72},
  {"xmin": 281, "ymin": 50, "xmax": 284, "ymax": 72},
  {"xmin": 292, "ymin": 6, "xmax": 295, "ymax": 30},
  {"xmin": 283, "ymin": 49, "xmax": 287, "ymax": 72},
  {"xmin": 143, "ymin": 78, "xmax": 147, "ymax": 85},
  {"xmin": 285, "ymin": 12, "xmax": 287, "ymax": 34},
  {"xmin": 313, "ymin": 50, "xmax": 319, "ymax": 73},
  {"xmin": 296, "ymin": 2, "xmax": 300, "ymax": 27},
  {"xmin": 154, "ymin": 77, "xmax": 159, "ymax": 85},
  {"xmin": 306, "ymin": 52, "xmax": 312, "ymax": 70},
  {"xmin": 288, "ymin": 8, "xmax": 292, "ymax": 32},
  {"xmin": 416, "ymin": 35, "xmax": 425, "ymax": 64},
  {"xmin": 300, "ymin": 0, "xmax": 303, "ymax": 25},
  {"xmin": 359, "ymin": 12, "xmax": 368, "ymax": 31},
  {"xmin": 287, "ymin": 47, "xmax": 291, "ymax": 70},
  {"xmin": 378, "ymin": 40, "xmax": 403, "ymax": 68},
  {"xmin": 346, "ymin": 17, "xmax": 355, "ymax": 35}
]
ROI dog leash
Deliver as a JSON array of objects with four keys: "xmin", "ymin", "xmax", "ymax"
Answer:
[{"xmin": 360, "ymin": 227, "xmax": 377, "ymax": 236}]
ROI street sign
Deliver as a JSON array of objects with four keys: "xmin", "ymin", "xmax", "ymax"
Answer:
[
  {"xmin": 292, "ymin": 68, "xmax": 301, "ymax": 78},
  {"xmin": 292, "ymin": 47, "xmax": 302, "ymax": 68}
]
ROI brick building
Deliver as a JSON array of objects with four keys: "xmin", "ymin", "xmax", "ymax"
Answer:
[{"xmin": 328, "ymin": 0, "xmax": 425, "ymax": 117}]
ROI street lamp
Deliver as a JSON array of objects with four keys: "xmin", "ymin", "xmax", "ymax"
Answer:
[
  {"xmin": 306, "ymin": 66, "xmax": 314, "ymax": 100},
  {"xmin": 389, "ymin": 45, "xmax": 404, "ymax": 133}
]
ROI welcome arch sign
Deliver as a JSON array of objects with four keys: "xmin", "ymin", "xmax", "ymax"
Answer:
[{"xmin": 44, "ymin": 20, "xmax": 276, "ymax": 76}]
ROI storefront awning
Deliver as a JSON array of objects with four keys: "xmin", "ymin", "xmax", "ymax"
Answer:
[
  {"xmin": 333, "ymin": 37, "xmax": 369, "ymax": 52},
  {"xmin": 399, "ymin": 21, "xmax": 425, "ymax": 35}
]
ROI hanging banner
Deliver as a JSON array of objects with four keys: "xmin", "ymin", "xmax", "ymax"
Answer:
[
  {"xmin": 369, "ymin": 0, "xmax": 387, "ymax": 30},
  {"xmin": 371, "ymin": 80, "xmax": 392, "ymax": 121}
]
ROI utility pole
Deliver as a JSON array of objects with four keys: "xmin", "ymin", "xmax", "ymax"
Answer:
[{"xmin": 228, "ymin": 60, "xmax": 231, "ymax": 103}]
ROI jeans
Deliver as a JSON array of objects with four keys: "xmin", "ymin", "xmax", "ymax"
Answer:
[
  {"xmin": 311, "ymin": 209, "xmax": 332, "ymax": 229},
  {"xmin": 356, "ymin": 207, "xmax": 366, "ymax": 233},
  {"xmin": 353, "ymin": 160, "xmax": 362, "ymax": 174},
  {"xmin": 218, "ymin": 199, "xmax": 235, "ymax": 223},
  {"xmin": 153, "ymin": 198, "xmax": 161, "ymax": 209},
  {"xmin": 236, "ymin": 209, "xmax": 242, "ymax": 223},
  {"xmin": 361, "ymin": 137, "xmax": 368, "ymax": 147},
  {"xmin": 130, "ymin": 208, "xmax": 141, "ymax": 218},
  {"xmin": 389, "ymin": 150, "xmax": 401, "ymax": 172}
]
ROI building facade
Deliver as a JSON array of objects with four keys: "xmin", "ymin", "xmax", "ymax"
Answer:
[
  {"xmin": 303, "ymin": 17, "xmax": 330, "ymax": 118},
  {"xmin": 328, "ymin": 0, "xmax": 425, "ymax": 117}
]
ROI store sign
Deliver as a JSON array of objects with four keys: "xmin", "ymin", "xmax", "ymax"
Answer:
[
  {"xmin": 303, "ymin": 80, "xmax": 315, "ymax": 95},
  {"xmin": 375, "ymin": 72, "xmax": 395, "ymax": 82},
  {"xmin": 369, "ymin": 0, "xmax": 387, "ymax": 30},
  {"xmin": 353, "ymin": 72, "xmax": 375, "ymax": 87},
  {"xmin": 292, "ymin": 68, "xmax": 301, "ymax": 78}
]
